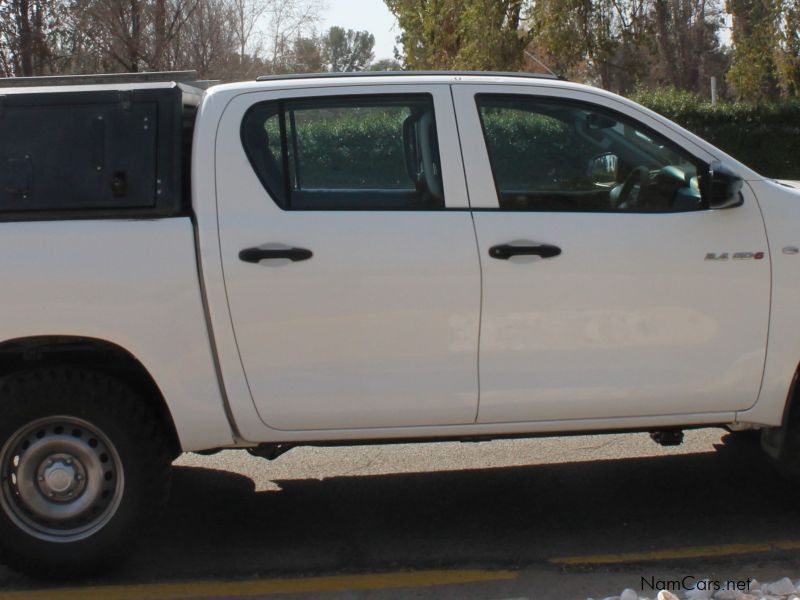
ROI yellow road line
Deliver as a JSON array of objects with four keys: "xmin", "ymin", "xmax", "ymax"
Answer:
[
  {"xmin": 551, "ymin": 539, "xmax": 800, "ymax": 566},
  {"xmin": 0, "ymin": 569, "xmax": 518, "ymax": 600}
]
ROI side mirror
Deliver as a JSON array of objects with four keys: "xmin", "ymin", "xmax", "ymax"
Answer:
[
  {"xmin": 707, "ymin": 162, "xmax": 744, "ymax": 209},
  {"xmin": 587, "ymin": 152, "xmax": 619, "ymax": 185}
]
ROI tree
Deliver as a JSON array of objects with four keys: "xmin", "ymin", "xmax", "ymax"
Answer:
[
  {"xmin": 528, "ymin": 0, "xmax": 592, "ymax": 78},
  {"xmin": 262, "ymin": 0, "xmax": 322, "ymax": 73},
  {"xmin": 368, "ymin": 57, "xmax": 402, "ymax": 70},
  {"xmin": 74, "ymin": 0, "xmax": 200, "ymax": 72},
  {"xmin": 289, "ymin": 35, "xmax": 323, "ymax": 72},
  {"xmin": 649, "ymin": 0, "xmax": 727, "ymax": 93},
  {"xmin": 384, "ymin": 0, "xmax": 534, "ymax": 71},
  {"xmin": 170, "ymin": 0, "xmax": 325, "ymax": 79},
  {"xmin": 321, "ymin": 26, "xmax": 374, "ymax": 71},
  {"xmin": 229, "ymin": 0, "xmax": 268, "ymax": 64},
  {"xmin": 529, "ymin": 0, "xmax": 649, "ymax": 91},
  {"xmin": 168, "ymin": 0, "xmax": 238, "ymax": 79},
  {"xmin": 775, "ymin": 0, "xmax": 800, "ymax": 96},
  {"xmin": 0, "ymin": 0, "xmax": 65, "ymax": 76},
  {"xmin": 529, "ymin": 0, "xmax": 728, "ymax": 94},
  {"xmin": 726, "ymin": 0, "xmax": 781, "ymax": 101}
]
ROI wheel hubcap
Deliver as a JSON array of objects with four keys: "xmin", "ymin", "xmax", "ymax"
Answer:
[
  {"xmin": 0, "ymin": 416, "xmax": 124, "ymax": 542},
  {"xmin": 37, "ymin": 453, "xmax": 86, "ymax": 500}
]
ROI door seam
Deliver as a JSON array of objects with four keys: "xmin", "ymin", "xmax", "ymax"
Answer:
[{"xmin": 450, "ymin": 84, "xmax": 484, "ymax": 424}]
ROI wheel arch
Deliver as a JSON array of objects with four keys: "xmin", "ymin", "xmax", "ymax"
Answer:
[{"xmin": 0, "ymin": 335, "xmax": 181, "ymax": 459}]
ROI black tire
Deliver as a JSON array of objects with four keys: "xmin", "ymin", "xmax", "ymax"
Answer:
[{"xmin": 0, "ymin": 367, "xmax": 172, "ymax": 578}]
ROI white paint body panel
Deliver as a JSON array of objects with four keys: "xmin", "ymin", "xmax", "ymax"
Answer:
[
  {"xmin": 214, "ymin": 85, "xmax": 481, "ymax": 431},
  {"xmin": 471, "ymin": 208, "xmax": 769, "ymax": 422},
  {"xmin": 738, "ymin": 179, "xmax": 800, "ymax": 426},
  {"xmin": 451, "ymin": 84, "xmax": 771, "ymax": 423},
  {"xmin": 11, "ymin": 74, "xmax": 792, "ymax": 452},
  {"xmin": 187, "ymin": 75, "xmax": 787, "ymax": 445},
  {"xmin": 0, "ymin": 219, "xmax": 233, "ymax": 451}
]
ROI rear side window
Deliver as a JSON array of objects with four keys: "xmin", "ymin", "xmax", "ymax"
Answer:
[{"xmin": 242, "ymin": 95, "xmax": 445, "ymax": 210}]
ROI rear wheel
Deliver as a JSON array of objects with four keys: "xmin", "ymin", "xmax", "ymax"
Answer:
[{"xmin": 0, "ymin": 367, "xmax": 172, "ymax": 577}]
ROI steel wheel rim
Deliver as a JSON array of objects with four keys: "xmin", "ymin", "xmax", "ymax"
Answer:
[{"xmin": 0, "ymin": 415, "xmax": 124, "ymax": 543}]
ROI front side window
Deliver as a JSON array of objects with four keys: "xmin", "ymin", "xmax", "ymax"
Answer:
[
  {"xmin": 477, "ymin": 95, "xmax": 706, "ymax": 212},
  {"xmin": 242, "ymin": 94, "xmax": 445, "ymax": 210}
]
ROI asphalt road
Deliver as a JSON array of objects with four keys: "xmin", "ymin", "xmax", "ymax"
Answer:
[{"xmin": 2, "ymin": 428, "xmax": 800, "ymax": 599}]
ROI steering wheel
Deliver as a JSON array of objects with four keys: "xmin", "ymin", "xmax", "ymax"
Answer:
[{"xmin": 612, "ymin": 166, "xmax": 650, "ymax": 209}]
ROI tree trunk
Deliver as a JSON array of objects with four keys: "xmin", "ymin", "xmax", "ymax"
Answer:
[
  {"xmin": 154, "ymin": 0, "xmax": 166, "ymax": 69},
  {"xmin": 129, "ymin": 0, "xmax": 141, "ymax": 71},
  {"xmin": 15, "ymin": 0, "xmax": 34, "ymax": 75},
  {"xmin": 654, "ymin": 0, "xmax": 678, "ymax": 86}
]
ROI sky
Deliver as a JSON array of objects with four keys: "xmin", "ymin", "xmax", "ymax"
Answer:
[{"xmin": 320, "ymin": 0, "xmax": 400, "ymax": 62}]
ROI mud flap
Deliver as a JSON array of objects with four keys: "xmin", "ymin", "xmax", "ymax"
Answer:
[{"xmin": 761, "ymin": 370, "xmax": 800, "ymax": 477}]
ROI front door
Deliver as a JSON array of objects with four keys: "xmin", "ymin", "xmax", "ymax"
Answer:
[
  {"xmin": 216, "ymin": 85, "xmax": 481, "ymax": 431},
  {"xmin": 452, "ymin": 85, "xmax": 770, "ymax": 424}
]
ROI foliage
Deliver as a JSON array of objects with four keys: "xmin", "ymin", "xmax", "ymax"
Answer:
[
  {"xmin": 263, "ymin": 0, "xmax": 323, "ymax": 74},
  {"xmin": 293, "ymin": 107, "xmax": 410, "ymax": 188},
  {"xmin": 529, "ymin": 0, "xmax": 728, "ymax": 95},
  {"xmin": 776, "ymin": 1, "xmax": 800, "ymax": 96},
  {"xmin": 367, "ymin": 58, "xmax": 402, "ymax": 71},
  {"xmin": 631, "ymin": 86, "xmax": 800, "ymax": 177},
  {"xmin": 287, "ymin": 85, "xmax": 800, "ymax": 186},
  {"xmin": 649, "ymin": 0, "xmax": 729, "ymax": 93},
  {"xmin": 288, "ymin": 106, "xmax": 590, "ymax": 189},
  {"xmin": 61, "ymin": 0, "xmax": 207, "ymax": 73},
  {"xmin": 629, "ymin": 85, "xmax": 712, "ymax": 113},
  {"xmin": 479, "ymin": 108, "xmax": 593, "ymax": 189},
  {"xmin": 384, "ymin": 0, "xmax": 533, "ymax": 70},
  {"xmin": 709, "ymin": 0, "xmax": 800, "ymax": 101},
  {"xmin": 0, "ymin": 0, "xmax": 324, "ymax": 79},
  {"xmin": 263, "ymin": 107, "xmax": 413, "ymax": 189},
  {"xmin": 321, "ymin": 26, "xmax": 375, "ymax": 72},
  {"xmin": 288, "ymin": 36, "xmax": 323, "ymax": 73},
  {"xmin": 726, "ymin": 0, "xmax": 782, "ymax": 102},
  {"xmin": 0, "ymin": 0, "xmax": 64, "ymax": 76},
  {"xmin": 286, "ymin": 84, "xmax": 800, "ymax": 183}
]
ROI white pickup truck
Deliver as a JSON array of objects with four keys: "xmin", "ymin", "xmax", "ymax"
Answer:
[{"xmin": 0, "ymin": 70, "xmax": 798, "ymax": 577}]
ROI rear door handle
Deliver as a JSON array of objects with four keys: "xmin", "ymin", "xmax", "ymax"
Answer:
[
  {"xmin": 239, "ymin": 246, "xmax": 313, "ymax": 263},
  {"xmin": 488, "ymin": 243, "xmax": 561, "ymax": 260}
]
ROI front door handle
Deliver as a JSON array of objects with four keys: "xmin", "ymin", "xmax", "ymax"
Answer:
[
  {"xmin": 488, "ymin": 243, "xmax": 561, "ymax": 260},
  {"xmin": 239, "ymin": 246, "xmax": 313, "ymax": 263}
]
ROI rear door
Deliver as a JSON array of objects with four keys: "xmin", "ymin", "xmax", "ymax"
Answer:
[
  {"xmin": 216, "ymin": 84, "xmax": 481, "ymax": 431},
  {"xmin": 452, "ymin": 84, "xmax": 770, "ymax": 424}
]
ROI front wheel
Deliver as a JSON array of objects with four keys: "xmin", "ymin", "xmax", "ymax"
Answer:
[{"xmin": 0, "ymin": 367, "xmax": 172, "ymax": 578}]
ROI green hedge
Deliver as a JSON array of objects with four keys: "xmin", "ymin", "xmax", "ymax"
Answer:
[
  {"xmin": 290, "ymin": 108, "xmax": 588, "ymax": 190},
  {"xmin": 293, "ymin": 108, "xmax": 412, "ymax": 189},
  {"xmin": 480, "ymin": 109, "xmax": 594, "ymax": 189},
  {"xmin": 630, "ymin": 88, "xmax": 800, "ymax": 179},
  {"xmin": 267, "ymin": 88, "xmax": 800, "ymax": 185}
]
